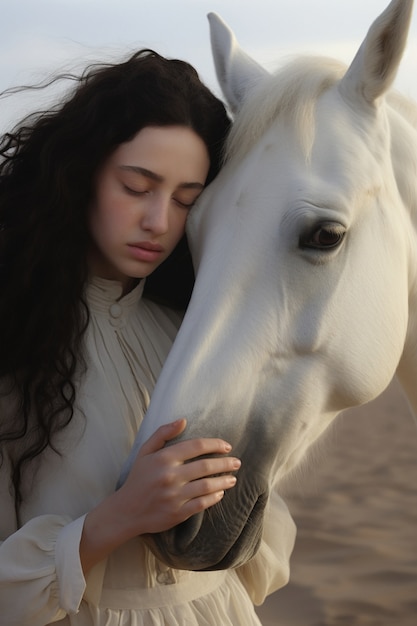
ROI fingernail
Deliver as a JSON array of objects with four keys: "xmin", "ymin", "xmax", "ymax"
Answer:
[
  {"xmin": 224, "ymin": 443, "xmax": 232, "ymax": 452},
  {"xmin": 217, "ymin": 490, "xmax": 225, "ymax": 499},
  {"xmin": 232, "ymin": 459, "xmax": 241, "ymax": 470}
]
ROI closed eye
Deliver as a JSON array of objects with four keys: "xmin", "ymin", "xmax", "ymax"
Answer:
[
  {"xmin": 123, "ymin": 185, "xmax": 148, "ymax": 196},
  {"xmin": 173, "ymin": 198, "xmax": 198, "ymax": 209},
  {"xmin": 299, "ymin": 222, "xmax": 346, "ymax": 250},
  {"xmin": 173, "ymin": 189, "xmax": 204, "ymax": 210}
]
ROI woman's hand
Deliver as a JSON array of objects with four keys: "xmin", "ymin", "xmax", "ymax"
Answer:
[
  {"xmin": 80, "ymin": 419, "xmax": 240, "ymax": 574},
  {"xmin": 120, "ymin": 418, "xmax": 241, "ymax": 535}
]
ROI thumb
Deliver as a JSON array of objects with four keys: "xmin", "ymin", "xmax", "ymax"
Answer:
[{"xmin": 139, "ymin": 418, "xmax": 187, "ymax": 456}]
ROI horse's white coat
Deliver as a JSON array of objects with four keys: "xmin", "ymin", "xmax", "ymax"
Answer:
[{"xmin": 119, "ymin": 0, "xmax": 417, "ymax": 571}]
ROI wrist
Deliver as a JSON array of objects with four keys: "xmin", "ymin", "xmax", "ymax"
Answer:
[{"xmin": 80, "ymin": 489, "xmax": 142, "ymax": 575}]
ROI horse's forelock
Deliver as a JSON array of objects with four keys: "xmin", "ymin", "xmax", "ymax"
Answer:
[{"xmin": 225, "ymin": 56, "xmax": 347, "ymax": 164}]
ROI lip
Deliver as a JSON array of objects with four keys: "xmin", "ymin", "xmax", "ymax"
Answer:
[{"xmin": 127, "ymin": 241, "xmax": 164, "ymax": 263}]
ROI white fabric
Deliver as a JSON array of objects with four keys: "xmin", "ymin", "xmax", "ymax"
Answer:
[{"xmin": 0, "ymin": 277, "xmax": 296, "ymax": 626}]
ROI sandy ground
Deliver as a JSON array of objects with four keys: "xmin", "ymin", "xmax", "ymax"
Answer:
[{"xmin": 255, "ymin": 378, "xmax": 417, "ymax": 626}]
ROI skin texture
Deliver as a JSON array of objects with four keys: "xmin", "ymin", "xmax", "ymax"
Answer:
[{"xmin": 80, "ymin": 126, "xmax": 240, "ymax": 576}]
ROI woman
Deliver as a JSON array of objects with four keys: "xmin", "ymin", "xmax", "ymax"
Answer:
[{"xmin": 0, "ymin": 50, "xmax": 295, "ymax": 625}]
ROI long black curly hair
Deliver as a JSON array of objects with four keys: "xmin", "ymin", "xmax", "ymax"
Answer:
[{"xmin": 0, "ymin": 49, "xmax": 231, "ymax": 519}]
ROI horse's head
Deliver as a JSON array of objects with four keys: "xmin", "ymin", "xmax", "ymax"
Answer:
[{"xmin": 120, "ymin": 0, "xmax": 417, "ymax": 570}]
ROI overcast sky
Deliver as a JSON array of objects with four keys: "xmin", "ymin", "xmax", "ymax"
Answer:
[{"xmin": 1, "ymin": 0, "xmax": 416, "ymax": 132}]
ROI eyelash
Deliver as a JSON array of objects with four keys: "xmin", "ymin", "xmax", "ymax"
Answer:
[
  {"xmin": 175, "ymin": 200, "xmax": 195, "ymax": 209},
  {"xmin": 123, "ymin": 185, "xmax": 146, "ymax": 196},
  {"xmin": 123, "ymin": 185, "xmax": 196, "ymax": 209}
]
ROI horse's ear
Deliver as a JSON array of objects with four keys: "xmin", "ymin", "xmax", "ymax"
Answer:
[
  {"xmin": 339, "ymin": 0, "xmax": 414, "ymax": 106},
  {"xmin": 208, "ymin": 12, "xmax": 268, "ymax": 113}
]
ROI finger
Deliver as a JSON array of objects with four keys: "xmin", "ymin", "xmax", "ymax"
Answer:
[
  {"xmin": 139, "ymin": 419, "xmax": 187, "ymax": 457},
  {"xmin": 165, "ymin": 437, "xmax": 233, "ymax": 463},
  {"xmin": 181, "ymin": 456, "xmax": 241, "ymax": 483},
  {"xmin": 181, "ymin": 489, "xmax": 227, "ymax": 519},
  {"xmin": 185, "ymin": 474, "xmax": 238, "ymax": 501}
]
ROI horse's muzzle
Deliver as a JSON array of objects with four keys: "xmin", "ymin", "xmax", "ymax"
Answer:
[{"xmin": 144, "ymin": 489, "xmax": 268, "ymax": 571}]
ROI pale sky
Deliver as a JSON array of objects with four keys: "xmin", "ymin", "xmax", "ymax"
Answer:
[{"xmin": 1, "ymin": 0, "xmax": 416, "ymax": 132}]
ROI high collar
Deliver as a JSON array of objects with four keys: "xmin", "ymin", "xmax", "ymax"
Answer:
[{"xmin": 86, "ymin": 276, "xmax": 145, "ymax": 316}]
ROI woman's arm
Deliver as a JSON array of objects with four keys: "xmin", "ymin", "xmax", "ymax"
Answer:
[{"xmin": 0, "ymin": 419, "xmax": 239, "ymax": 625}]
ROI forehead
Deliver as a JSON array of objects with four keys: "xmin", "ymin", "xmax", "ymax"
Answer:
[{"xmin": 110, "ymin": 126, "xmax": 210, "ymax": 182}]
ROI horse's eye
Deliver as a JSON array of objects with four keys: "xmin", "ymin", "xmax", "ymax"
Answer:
[{"xmin": 300, "ymin": 222, "xmax": 345, "ymax": 250}]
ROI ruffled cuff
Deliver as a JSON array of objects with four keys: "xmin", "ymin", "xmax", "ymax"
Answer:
[
  {"xmin": 0, "ymin": 514, "xmax": 86, "ymax": 625},
  {"xmin": 55, "ymin": 514, "xmax": 87, "ymax": 613}
]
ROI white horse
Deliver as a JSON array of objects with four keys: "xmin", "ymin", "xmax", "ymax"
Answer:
[{"xmin": 120, "ymin": 0, "xmax": 417, "ymax": 571}]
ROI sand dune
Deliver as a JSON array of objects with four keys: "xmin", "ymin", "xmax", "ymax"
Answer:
[{"xmin": 256, "ymin": 378, "xmax": 417, "ymax": 625}]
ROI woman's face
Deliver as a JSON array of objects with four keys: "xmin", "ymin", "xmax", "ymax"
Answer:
[{"xmin": 89, "ymin": 125, "xmax": 210, "ymax": 291}]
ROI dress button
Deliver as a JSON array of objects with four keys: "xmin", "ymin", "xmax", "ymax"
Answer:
[{"xmin": 109, "ymin": 303, "xmax": 122, "ymax": 318}]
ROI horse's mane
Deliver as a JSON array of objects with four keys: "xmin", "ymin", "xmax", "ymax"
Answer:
[
  {"xmin": 225, "ymin": 55, "xmax": 417, "ymax": 166},
  {"xmin": 225, "ymin": 56, "xmax": 347, "ymax": 164},
  {"xmin": 387, "ymin": 90, "xmax": 417, "ymax": 128}
]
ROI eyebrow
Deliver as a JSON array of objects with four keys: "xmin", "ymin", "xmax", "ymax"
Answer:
[{"xmin": 119, "ymin": 165, "xmax": 205, "ymax": 189}]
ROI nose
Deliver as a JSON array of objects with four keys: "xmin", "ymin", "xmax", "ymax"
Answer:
[{"xmin": 141, "ymin": 193, "xmax": 170, "ymax": 235}]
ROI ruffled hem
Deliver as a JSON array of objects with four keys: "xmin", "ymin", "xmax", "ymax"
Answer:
[{"xmin": 64, "ymin": 570, "xmax": 262, "ymax": 626}]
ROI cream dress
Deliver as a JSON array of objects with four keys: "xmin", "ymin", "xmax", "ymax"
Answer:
[{"xmin": 0, "ymin": 277, "xmax": 296, "ymax": 626}]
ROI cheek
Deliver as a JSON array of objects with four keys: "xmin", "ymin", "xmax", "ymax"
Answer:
[{"xmin": 90, "ymin": 192, "xmax": 126, "ymax": 233}]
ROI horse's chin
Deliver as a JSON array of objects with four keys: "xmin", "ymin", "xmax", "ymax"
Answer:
[{"xmin": 144, "ymin": 491, "xmax": 268, "ymax": 571}]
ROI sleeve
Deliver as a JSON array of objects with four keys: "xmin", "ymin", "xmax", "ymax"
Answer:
[
  {"xmin": 235, "ymin": 488, "xmax": 297, "ymax": 606},
  {"xmin": 0, "ymin": 514, "xmax": 87, "ymax": 626}
]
